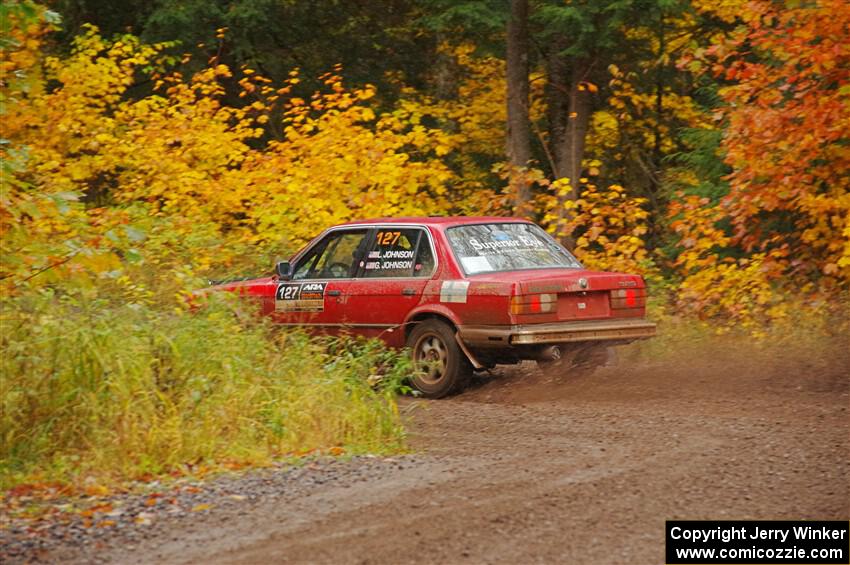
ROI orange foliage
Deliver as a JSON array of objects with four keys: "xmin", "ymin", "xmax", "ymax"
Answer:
[
  {"xmin": 707, "ymin": 0, "xmax": 850, "ymax": 284},
  {"xmin": 665, "ymin": 0, "xmax": 850, "ymax": 331}
]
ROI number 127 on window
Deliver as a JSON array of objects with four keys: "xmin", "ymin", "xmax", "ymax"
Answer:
[{"xmin": 377, "ymin": 231, "xmax": 401, "ymax": 245}]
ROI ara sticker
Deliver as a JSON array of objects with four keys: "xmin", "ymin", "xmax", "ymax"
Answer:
[
  {"xmin": 440, "ymin": 280, "xmax": 470, "ymax": 304},
  {"xmin": 275, "ymin": 282, "xmax": 326, "ymax": 312}
]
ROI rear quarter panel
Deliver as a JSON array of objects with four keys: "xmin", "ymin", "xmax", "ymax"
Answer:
[{"xmin": 411, "ymin": 227, "xmax": 514, "ymax": 327}]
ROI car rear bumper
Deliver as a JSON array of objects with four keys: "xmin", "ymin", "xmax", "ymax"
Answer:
[{"xmin": 458, "ymin": 318, "xmax": 657, "ymax": 347}]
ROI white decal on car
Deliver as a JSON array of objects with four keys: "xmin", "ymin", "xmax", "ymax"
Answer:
[
  {"xmin": 460, "ymin": 256, "xmax": 491, "ymax": 274},
  {"xmin": 276, "ymin": 282, "xmax": 326, "ymax": 312},
  {"xmin": 440, "ymin": 280, "xmax": 470, "ymax": 304}
]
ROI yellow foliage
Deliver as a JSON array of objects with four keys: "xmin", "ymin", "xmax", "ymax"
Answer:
[
  {"xmin": 668, "ymin": 194, "xmax": 792, "ymax": 333},
  {"xmin": 587, "ymin": 65, "xmax": 711, "ymax": 164},
  {"xmin": 691, "ymin": 0, "xmax": 749, "ymax": 23},
  {"xmin": 668, "ymin": 192, "xmax": 850, "ymax": 334},
  {"xmin": 677, "ymin": 253, "xmax": 790, "ymax": 337},
  {"xmin": 540, "ymin": 179, "xmax": 658, "ymax": 278},
  {"xmin": 1, "ymin": 27, "xmax": 457, "ymax": 290},
  {"xmin": 240, "ymin": 73, "xmax": 456, "ymax": 245}
]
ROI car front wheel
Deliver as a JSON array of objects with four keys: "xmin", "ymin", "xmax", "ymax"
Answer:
[{"xmin": 407, "ymin": 319, "xmax": 472, "ymax": 398}]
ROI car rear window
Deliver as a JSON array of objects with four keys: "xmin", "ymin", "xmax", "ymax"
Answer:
[{"xmin": 446, "ymin": 223, "xmax": 581, "ymax": 274}]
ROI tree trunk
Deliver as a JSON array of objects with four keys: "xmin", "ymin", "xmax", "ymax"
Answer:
[
  {"xmin": 434, "ymin": 31, "xmax": 460, "ymax": 102},
  {"xmin": 546, "ymin": 37, "xmax": 569, "ymax": 177},
  {"xmin": 554, "ymin": 59, "xmax": 593, "ymax": 248},
  {"xmin": 506, "ymin": 0, "xmax": 532, "ymax": 216}
]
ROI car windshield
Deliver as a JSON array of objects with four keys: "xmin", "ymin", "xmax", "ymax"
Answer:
[{"xmin": 446, "ymin": 223, "xmax": 581, "ymax": 274}]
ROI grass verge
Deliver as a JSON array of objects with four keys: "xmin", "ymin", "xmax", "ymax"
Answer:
[{"xmin": 0, "ymin": 290, "xmax": 408, "ymax": 491}]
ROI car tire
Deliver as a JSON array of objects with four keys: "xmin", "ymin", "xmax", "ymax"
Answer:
[{"xmin": 407, "ymin": 319, "xmax": 472, "ymax": 398}]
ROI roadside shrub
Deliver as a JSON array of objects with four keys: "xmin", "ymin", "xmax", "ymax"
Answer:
[{"xmin": 0, "ymin": 290, "xmax": 407, "ymax": 489}]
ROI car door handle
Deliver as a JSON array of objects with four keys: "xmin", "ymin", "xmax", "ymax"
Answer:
[
  {"xmin": 328, "ymin": 290, "xmax": 341, "ymax": 296},
  {"xmin": 401, "ymin": 288, "xmax": 417, "ymax": 296}
]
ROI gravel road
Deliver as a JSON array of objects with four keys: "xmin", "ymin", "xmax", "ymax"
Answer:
[{"xmin": 4, "ymin": 337, "xmax": 848, "ymax": 564}]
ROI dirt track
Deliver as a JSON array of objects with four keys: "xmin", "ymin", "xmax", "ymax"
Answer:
[{"xmin": 40, "ymin": 338, "xmax": 850, "ymax": 563}]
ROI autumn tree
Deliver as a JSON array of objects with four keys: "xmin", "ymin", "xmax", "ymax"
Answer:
[
  {"xmin": 0, "ymin": 25, "xmax": 460, "ymax": 288},
  {"xmin": 662, "ymin": 0, "xmax": 849, "ymax": 330},
  {"xmin": 534, "ymin": 0, "xmax": 693, "ymax": 243},
  {"xmin": 707, "ymin": 0, "xmax": 850, "ymax": 284}
]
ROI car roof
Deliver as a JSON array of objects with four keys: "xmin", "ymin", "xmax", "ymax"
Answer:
[{"xmin": 337, "ymin": 216, "xmax": 532, "ymax": 229}]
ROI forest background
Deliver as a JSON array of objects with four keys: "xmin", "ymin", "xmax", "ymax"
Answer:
[{"xmin": 1, "ymin": 0, "xmax": 848, "ymax": 489}]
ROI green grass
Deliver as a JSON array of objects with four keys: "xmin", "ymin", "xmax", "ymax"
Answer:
[{"xmin": 0, "ymin": 290, "xmax": 409, "ymax": 490}]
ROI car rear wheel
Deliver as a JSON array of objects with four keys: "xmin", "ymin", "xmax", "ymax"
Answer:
[{"xmin": 407, "ymin": 319, "xmax": 472, "ymax": 398}]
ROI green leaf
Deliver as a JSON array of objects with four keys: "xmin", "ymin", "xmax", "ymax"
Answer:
[{"xmin": 125, "ymin": 249, "xmax": 143, "ymax": 263}]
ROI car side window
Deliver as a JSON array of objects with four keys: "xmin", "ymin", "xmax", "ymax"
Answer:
[
  {"xmin": 293, "ymin": 229, "xmax": 369, "ymax": 280},
  {"xmin": 363, "ymin": 228, "xmax": 435, "ymax": 278},
  {"xmin": 414, "ymin": 234, "xmax": 434, "ymax": 277}
]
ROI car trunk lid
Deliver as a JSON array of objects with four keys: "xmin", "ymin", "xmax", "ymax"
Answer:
[{"xmin": 506, "ymin": 269, "xmax": 646, "ymax": 323}]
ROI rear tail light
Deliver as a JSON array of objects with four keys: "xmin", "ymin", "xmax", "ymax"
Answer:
[
  {"xmin": 610, "ymin": 288, "xmax": 646, "ymax": 309},
  {"xmin": 510, "ymin": 293, "xmax": 557, "ymax": 315}
]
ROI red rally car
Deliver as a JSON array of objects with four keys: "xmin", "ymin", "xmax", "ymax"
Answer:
[{"xmin": 211, "ymin": 217, "xmax": 657, "ymax": 398}]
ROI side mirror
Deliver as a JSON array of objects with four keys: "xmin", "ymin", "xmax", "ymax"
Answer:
[{"xmin": 275, "ymin": 261, "xmax": 292, "ymax": 280}]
